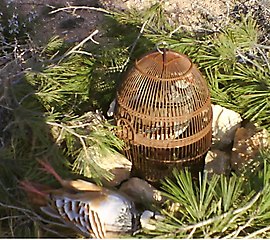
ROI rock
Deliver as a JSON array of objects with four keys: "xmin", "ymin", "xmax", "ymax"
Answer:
[
  {"xmin": 204, "ymin": 149, "xmax": 231, "ymax": 177},
  {"xmin": 101, "ymin": 166, "xmax": 131, "ymax": 187},
  {"xmin": 140, "ymin": 210, "xmax": 165, "ymax": 231},
  {"xmin": 98, "ymin": 151, "xmax": 132, "ymax": 187},
  {"xmin": 212, "ymin": 104, "xmax": 242, "ymax": 150},
  {"xmin": 119, "ymin": 177, "xmax": 165, "ymax": 206},
  {"xmin": 231, "ymin": 122, "xmax": 269, "ymax": 174}
]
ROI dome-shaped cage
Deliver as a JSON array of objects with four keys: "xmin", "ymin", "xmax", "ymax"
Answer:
[{"xmin": 114, "ymin": 49, "xmax": 212, "ymax": 184}]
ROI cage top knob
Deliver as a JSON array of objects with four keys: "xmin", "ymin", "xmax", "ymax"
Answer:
[{"xmin": 135, "ymin": 50, "xmax": 193, "ymax": 79}]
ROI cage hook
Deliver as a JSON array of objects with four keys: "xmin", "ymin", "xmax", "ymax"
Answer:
[{"xmin": 156, "ymin": 41, "xmax": 169, "ymax": 54}]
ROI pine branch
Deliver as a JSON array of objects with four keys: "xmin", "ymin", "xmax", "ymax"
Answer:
[
  {"xmin": 172, "ymin": 190, "xmax": 259, "ymax": 234},
  {"xmin": 61, "ymin": 30, "xmax": 99, "ymax": 59},
  {"xmin": 49, "ymin": 5, "xmax": 112, "ymax": 15},
  {"xmin": 244, "ymin": 225, "xmax": 270, "ymax": 238},
  {"xmin": 0, "ymin": 201, "xmax": 70, "ymax": 237},
  {"xmin": 147, "ymin": 155, "xmax": 270, "ymax": 238}
]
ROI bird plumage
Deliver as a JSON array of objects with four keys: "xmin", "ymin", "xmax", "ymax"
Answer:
[{"xmin": 20, "ymin": 161, "xmax": 140, "ymax": 238}]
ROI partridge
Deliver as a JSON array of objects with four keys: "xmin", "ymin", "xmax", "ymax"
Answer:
[{"xmin": 21, "ymin": 161, "xmax": 143, "ymax": 238}]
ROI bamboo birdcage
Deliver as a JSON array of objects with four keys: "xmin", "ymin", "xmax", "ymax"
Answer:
[{"xmin": 114, "ymin": 48, "xmax": 212, "ymax": 184}]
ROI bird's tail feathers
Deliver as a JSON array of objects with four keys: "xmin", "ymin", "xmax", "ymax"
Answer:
[
  {"xmin": 37, "ymin": 159, "xmax": 64, "ymax": 184},
  {"xmin": 20, "ymin": 180, "xmax": 49, "ymax": 206},
  {"xmin": 40, "ymin": 206, "xmax": 62, "ymax": 220}
]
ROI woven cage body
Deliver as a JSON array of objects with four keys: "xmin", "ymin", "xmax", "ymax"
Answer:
[{"xmin": 115, "ymin": 50, "xmax": 212, "ymax": 183}]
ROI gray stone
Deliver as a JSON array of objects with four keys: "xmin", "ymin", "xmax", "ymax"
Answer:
[
  {"xmin": 231, "ymin": 122, "xmax": 269, "ymax": 174},
  {"xmin": 98, "ymin": 151, "xmax": 132, "ymax": 187},
  {"xmin": 212, "ymin": 104, "xmax": 242, "ymax": 150},
  {"xmin": 119, "ymin": 177, "xmax": 165, "ymax": 206},
  {"xmin": 205, "ymin": 149, "xmax": 231, "ymax": 177}
]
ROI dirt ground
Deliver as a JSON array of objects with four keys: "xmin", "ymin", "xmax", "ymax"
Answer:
[
  {"xmin": 2, "ymin": 0, "xmax": 104, "ymax": 45},
  {"xmin": 1, "ymin": 0, "xmax": 269, "ymax": 47}
]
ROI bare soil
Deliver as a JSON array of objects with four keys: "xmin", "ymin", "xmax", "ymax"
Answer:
[
  {"xmin": 3, "ymin": 0, "xmax": 105, "ymax": 45},
  {"xmin": 2, "ymin": 0, "xmax": 270, "ymax": 47}
]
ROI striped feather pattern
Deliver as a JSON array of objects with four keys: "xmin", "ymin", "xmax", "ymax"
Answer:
[
  {"xmin": 21, "ymin": 161, "xmax": 139, "ymax": 238},
  {"xmin": 45, "ymin": 196, "xmax": 105, "ymax": 238},
  {"xmin": 42, "ymin": 191, "xmax": 137, "ymax": 239}
]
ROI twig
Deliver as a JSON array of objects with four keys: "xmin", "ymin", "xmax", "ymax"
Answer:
[
  {"xmin": 236, "ymin": 49, "xmax": 264, "ymax": 71},
  {"xmin": 169, "ymin": 24, "xmax": 214, "ymax": 37},
  {"xmin": 69, "ymin": 50, "xmax": 93, "ymax": 57},
  {"xmin": 105, "ymin": 19, "xmax": 148, "ymax": 73},
  {"xmin": 51, "ymin": 30, "xmax": 99, "ymax": 64},
  {"xmin": 244, "ymin": 225, "xmax": 270, "ymax": 238},
  {"xmin": 119, "ymin": 19, "xmax": 149, "ymax": 72},
  {"xmin": 0, "ymin": 201, "xmax": 36, "ymax": 216},
  {"xmin": 0, "ymin": 215, "xmax": 24, "ymax": 221},
  {"xmin": 18, "ymin": 91, "xmax": 36, "ymax": 105},
  {"xmin": 49, "ymin": 5, "xmax": 111, "ymax": 15},
  {"xmin": 39, "ymin": 224, "xmax": 67, "ymax": 238},
  {"xmin": 0, "ymin": 201, "xmax": 69, "ymax": 237},
  {"xmin": 72, "ymin": 29, "xmax": 99, "ymax": 47},
  {"xmin": 256, "ymin": 46, "xmax": 270, "ymax": 71},
  {"xmin": 169, "ymin": 25, "xmax": 193, "ymax": 37},
  {"xmin": 255, "ymin": 44, "xmax": 270, "ymax": 50},
  {"xmin": 220, "ymin": 211, "xmax": 241, "ymax": 235},
  {"xmin": 46, "ymin": 121, "xmax": 90, "ymax": 159},
  {"xmin": 224, "ymin": 217, "xmax": 254, "ymax": 238},
  {"xmin": 187, "ymin": 226, "xmax": 197, "ymax": 239},
  {"xmin": 55, "ymin": 127, "xmax": 65, "ymax": 144},
  {"xmin": 0, "ymin": 104, "xmax": 13, "ymax": 111},
  {"xmin": 46, "ymin": 122, "xmax": 88, "ymax": 139},
  {"xmin": 68, "ymin": 123, "xmax": 99, "ymax": 129},
  {"xmin": 65, "ymin": 30, "xmax": 99, "ymax": 55}
]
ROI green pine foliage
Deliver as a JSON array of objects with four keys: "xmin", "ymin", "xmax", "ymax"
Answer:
[
  {"xmin": 0, "ymin": 2, "xmax": 269, "ymax": 238},
  {"xmin": 140, "ymin": 151, "xmax": 270, "ymax": 238},
  {"xmin": 114, "ymin": 6, "xmax": 270, "ymax": 130},
  {"xmin": 194, "ymin": 18, "xmax": 270, "ymax": 130},
  {"xmin": 25, "ymin": 55, "xmax": 92, "ymax": 113}
]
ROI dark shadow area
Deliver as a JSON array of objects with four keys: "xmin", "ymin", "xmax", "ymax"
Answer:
[{"xmin": 0, "ymin": 4, "xmax": 157, "ymax": 237}]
